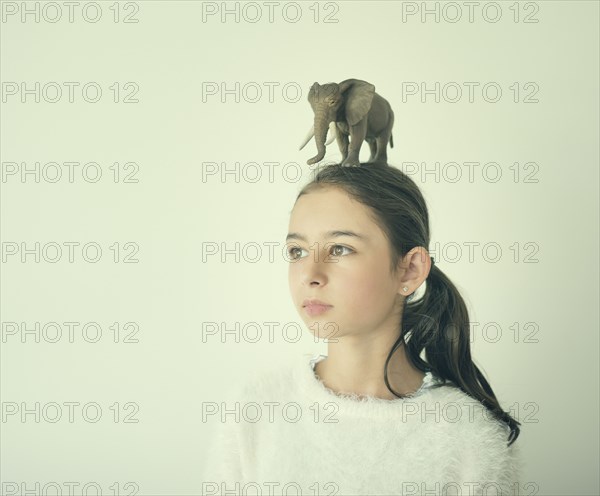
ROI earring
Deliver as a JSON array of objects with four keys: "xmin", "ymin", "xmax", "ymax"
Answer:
[{"xmin": 402, "ymin": 286, "xmax": 408, "ymax": 292}]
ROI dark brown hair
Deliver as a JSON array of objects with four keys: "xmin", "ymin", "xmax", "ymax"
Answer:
[{"xmin": 295, "ymin": 160, "xmax": 521, "ymax": 446}]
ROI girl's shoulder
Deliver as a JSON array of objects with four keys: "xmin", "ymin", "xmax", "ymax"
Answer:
[
  {"xmin": 230, "ymin": 354, "xmax": 302, "ymax": 400},
  {"xmin": 429, "ymin": 383, "xmax": 515, "ymax": 444}
]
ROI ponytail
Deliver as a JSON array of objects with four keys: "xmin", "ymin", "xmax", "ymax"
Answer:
[{"xmin": 397, "ymin": 264, "xmax": 521, "ymax": 446}]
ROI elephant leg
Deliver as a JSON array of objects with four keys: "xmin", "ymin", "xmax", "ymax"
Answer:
[
  {"xmin": 342, "ymin": 122, "xmax": 367, "ymax": 166},
  {"xmin": 335, "ymin": 131, "xmax": 349, "ymax": 162},
  {"xmin": 367, "ymin": 139, "xmax": 377, "ymax": 162},
  {"xmin": 374, "ymin": 136, "xmax": 388, "ymax": 162},
  {"xmin": 374, "ymin": 110, "xmax": 394, "ymax": 162}
]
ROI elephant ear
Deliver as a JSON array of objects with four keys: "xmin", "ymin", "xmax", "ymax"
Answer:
[{"xmin": 338, "ymin": 79, "xmax": 375, "ymax": 126}]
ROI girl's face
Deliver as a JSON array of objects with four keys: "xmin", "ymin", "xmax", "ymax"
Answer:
[{"xmin": 287, "ymin": 186, "xmax": 404, "ymax": 341}]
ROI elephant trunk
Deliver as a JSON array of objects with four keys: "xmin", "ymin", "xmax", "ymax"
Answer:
[{"xmin": 307, "ymin": 110, "xmax": 330, "ymax": 165}]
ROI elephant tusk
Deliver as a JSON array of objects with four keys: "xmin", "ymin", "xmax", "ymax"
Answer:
[
  {"xmin": 299, "ymin": 122, "xmax": 337, "ymax": 150},
  {"xmin": 299, "ymin": 124, "xmax": 315, "ymax": 151},
  {"xmin": 325, "ymin": 121, "xmax": 336, "ymax": 146}
]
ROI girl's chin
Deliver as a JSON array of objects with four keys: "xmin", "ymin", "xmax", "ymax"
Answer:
[{"xmin": 303, "ymin": 320, "xmax": 342, "ymax": 341}]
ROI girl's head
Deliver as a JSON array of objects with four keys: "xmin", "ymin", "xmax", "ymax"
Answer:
[
  {"xmin": 287, "ymin": 161, "xmax": 521, "ymax": 446},
  {"xmin": 287, "ymin": 169, "xmax": 432, "ymax": 342}
]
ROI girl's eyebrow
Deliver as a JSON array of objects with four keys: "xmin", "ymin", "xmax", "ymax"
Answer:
[{"xmin": 285, "ymin": 230, "xmax": 369, "ymax": 242}]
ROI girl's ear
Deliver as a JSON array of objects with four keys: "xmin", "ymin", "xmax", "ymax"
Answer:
[{"xmin": 396, "ymin": 247, "xmax": 431, "ymax": 296}]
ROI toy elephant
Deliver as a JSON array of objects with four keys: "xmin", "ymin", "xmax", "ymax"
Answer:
[{"xmin": 299, "ymin": 78, "xmax": 395, "ymax": 167}]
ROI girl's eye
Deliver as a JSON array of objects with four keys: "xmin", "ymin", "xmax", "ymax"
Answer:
[
  {"xmin": 287, "ymin": 246, "xmax": 306, "ymax": 260},
  {"xmin": 287, "ymin": 245, "xmax": 353, "ymax": 261},
  {"xmin": 330, "ymin": 245, "xmax": 352, "ymax": 257}
]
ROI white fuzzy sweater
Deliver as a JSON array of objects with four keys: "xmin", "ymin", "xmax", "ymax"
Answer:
[{"xmin": 201, "ymin": 353, "xmax": 522, "ymax": 496}]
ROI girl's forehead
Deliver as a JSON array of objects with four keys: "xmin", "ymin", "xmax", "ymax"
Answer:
[
  {"xmin": 289, "ymin": 213, "xmax": 385, "ymax": 246},
  {"xmin": 291, "ymin": 205, "xmax": 372, "ymax": 231},
  {"xmin": 289, "ymin": 188, "xmax": 386, "ymax": 242}
]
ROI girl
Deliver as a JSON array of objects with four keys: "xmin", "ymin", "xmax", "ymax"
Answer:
[{"xmin": 202, "ymin": 161, "xmax": 522, "ymax": 496}]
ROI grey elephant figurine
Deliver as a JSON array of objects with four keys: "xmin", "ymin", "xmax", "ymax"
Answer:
[{"xmin": 299, "ymin": 78, "xmax": 395, "ymax": 167}]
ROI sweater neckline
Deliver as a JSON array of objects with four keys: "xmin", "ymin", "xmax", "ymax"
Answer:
[{"xmin": 300, "ymin": 353, "xmax": 441, "ymax": 417}]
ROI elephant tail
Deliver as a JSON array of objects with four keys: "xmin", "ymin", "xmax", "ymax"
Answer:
[{"xmin": 390, "ymin": 133, "xmax": 394, "ymax": 148}]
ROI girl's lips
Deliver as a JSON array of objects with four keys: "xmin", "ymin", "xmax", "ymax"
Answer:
[
  {"xmin": 304, "ymin": 304, "xmax": 333, "ymax": 317},
  {"xmin": 303, "ymin": 298, "xmax": 331, "ymax": 306}
]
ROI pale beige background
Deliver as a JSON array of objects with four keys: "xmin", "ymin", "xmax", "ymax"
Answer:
[{"xmin": 1, "ymin": 1, "xmax": 598, "ymax": 495}]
